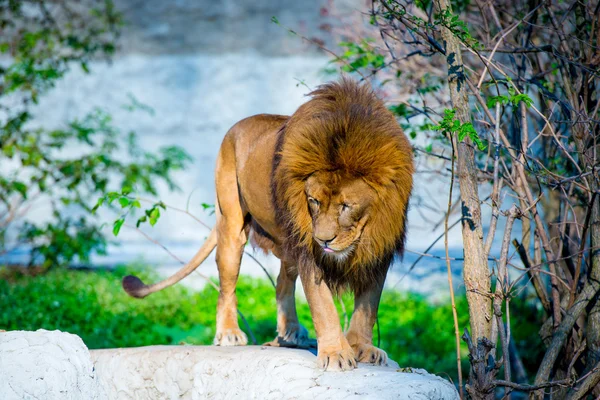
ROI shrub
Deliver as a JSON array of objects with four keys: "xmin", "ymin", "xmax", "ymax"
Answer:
[{"xmin": 0, "ymin": 266, "xmax": 543, "ymax": 381}]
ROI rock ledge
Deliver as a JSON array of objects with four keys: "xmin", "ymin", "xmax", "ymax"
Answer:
[{"xmin": 0, "ymin": 330, "xmax": 459, "ymax": 399}]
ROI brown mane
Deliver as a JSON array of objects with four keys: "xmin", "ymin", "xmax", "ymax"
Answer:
[{"xmin": 272, "ymin": 78, "xmax": 414, "ymax": 292}]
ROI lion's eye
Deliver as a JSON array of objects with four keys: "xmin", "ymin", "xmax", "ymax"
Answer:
[{"xmin": 308, "ymin": 197, "xmax": 320, "ymax": 207}]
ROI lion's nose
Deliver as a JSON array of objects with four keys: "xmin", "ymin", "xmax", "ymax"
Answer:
[{"xmin": 315, "ymin": 234, "xmax": 336, "ymax": 245}]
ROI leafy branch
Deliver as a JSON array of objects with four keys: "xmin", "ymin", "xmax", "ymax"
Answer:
[{"xmin": 433, "ymin": 109, "xmax": 486, "ymax": 151}]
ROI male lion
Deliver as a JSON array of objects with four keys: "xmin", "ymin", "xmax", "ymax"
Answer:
[{"xmin": 123, "ymin": 78, "xmax": 414, "ymax": 371}]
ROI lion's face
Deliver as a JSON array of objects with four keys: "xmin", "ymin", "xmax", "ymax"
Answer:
[{"xmin": 305, "ymin": 171, "xmax": 374, "ymax": 259}]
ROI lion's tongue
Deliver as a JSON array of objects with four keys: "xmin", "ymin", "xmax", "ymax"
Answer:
[{"xmin": 324, "ymin": 247, "xmax": 334, "ymax": 253}]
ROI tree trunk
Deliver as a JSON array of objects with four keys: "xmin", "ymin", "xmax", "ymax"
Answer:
[{"xmin": 433, "ymin": 0, "xmax": 492, "ymax": 397}]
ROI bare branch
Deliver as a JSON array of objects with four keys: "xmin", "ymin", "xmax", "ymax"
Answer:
[{"xmin": 445, "ymin": 137, "xmax": 463, "ymax": 399}]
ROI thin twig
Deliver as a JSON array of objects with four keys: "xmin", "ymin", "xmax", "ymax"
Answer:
[
  {"xmin": 484, "ymin": 101, "xmax": 503, "ymax": 256},
  {"xmin": 569, "ymin": 193, "xmax": 597, "ymax": 308},
  {"xmin": 137, "ymin": 197, "xmax": 276, "ymax": 288},
  {"xmin": 392, "ymin": 218, "xmax": 462, "ymax": 289},
  {"xmin": 494, "ymin": 379, "xmax": 571, "ymax": 391},
  {"xmin": 445, "ymin": 137, "xmax": 463, "ymax": 399},
  {"xmin": 243, "ymin": 251, "xmax": 276, "ymax": 289}
]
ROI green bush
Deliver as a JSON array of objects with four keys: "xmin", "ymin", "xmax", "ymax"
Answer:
[{"xmin": 0, "ymin": 266, "xmax": 543, "ymax": 382}]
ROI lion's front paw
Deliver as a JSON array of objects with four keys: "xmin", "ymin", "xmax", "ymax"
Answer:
[
  {"xmin": 213, "ymin": 328, "xmax": 248, "ymax": 346},
  {"xmin": 352, "ymin": 343, "xmax": 388, "ymax": 366},
  {"xmin": 317, "ymin": 345, "xmax": 357, "ymax": 371}
]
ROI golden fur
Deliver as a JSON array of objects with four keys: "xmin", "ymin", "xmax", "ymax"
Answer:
[{"xmin": 122, "ymin": 78, "xmax": 414, "ymax": 371}]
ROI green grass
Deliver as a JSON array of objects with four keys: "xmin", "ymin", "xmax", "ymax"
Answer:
[{"xmin": 0, "ymin": 266, "xmax": 544, "ymax": 381}]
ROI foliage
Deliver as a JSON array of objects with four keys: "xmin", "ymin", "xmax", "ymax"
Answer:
[
  {"xmin": 433, "ymin": 9, "xmax": 482, "ymax": 50},
  {"xmin": 486, "ymin": 85, "xmax": 534, "ymax": 108},
  {"xmin": 0, "ymin": 1, "xmax": 192, "ymax": 267},
  {"xmin": 337, "ymin": 39, "xmax": 386, "ymax": 73},
  {"xmin": 433, "ymin": 109, "xmax": 486, "ymax": 151},
  {"xmin": 0, "ymin": 267, "xmax": 544, "ymax": 382},
  {"xmin": 0, "ymin": 1, "xmax": 121, "ymax": 103},
  {"xmin": 93, "ymin": 190, "xmax": 168, "ymax": 236}
]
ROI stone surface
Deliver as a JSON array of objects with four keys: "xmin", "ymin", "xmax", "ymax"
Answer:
[
  {"xmin": 90, "ymin": 345, "xmax": 459, "ymax": 399},
  {"xmin": 0, "ymin": 330, "xmax": 459, "ymax": 399},
  {"xmin": 0, "ymin": 330, "xmax": 101, "ymax": 400}
]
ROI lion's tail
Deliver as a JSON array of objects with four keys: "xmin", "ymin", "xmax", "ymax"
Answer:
[{"xmin": 122, "ymin": 228, "xmax": 218, "ymax": 298}]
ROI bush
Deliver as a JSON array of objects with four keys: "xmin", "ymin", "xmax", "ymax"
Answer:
[{"xmin": 0, "ymin": 266, "xmax": 543, "ymax": 381}]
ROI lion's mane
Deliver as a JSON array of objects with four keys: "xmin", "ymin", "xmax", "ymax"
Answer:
[{"xmin": 272, "ymin": 78, "xmax": 414, "ymax": 292}]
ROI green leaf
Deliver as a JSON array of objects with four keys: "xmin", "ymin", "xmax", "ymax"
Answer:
[
  {"xmin": 92, "ymin": 197, "xmax": 105, "ymax": 213},
  {"xmin": 510, "ymin": 93, "xmax": 533, "ymax": 107},
  {"xmin": 434, "ymin": 8, "xmax": 481, "ymax": 50},
  {"xmin": 461, "ymin": 122, "xmax": 487, "ymax": 151},
  {"xmin": 2, "ymin": 143, "xmax": 15, "ymax": 157},
  {"xmin": 136, "ymin": 215, "xmax": 147, "ymax": 228},
  {"xmin": 12, "ymin": 181, "xmax": 28, "ymax": 198},
  {"xmin": 149, "ymin": 208, "xmax": 160, "ymax": 226},
  {"xmin": 487, "ymin": 95, "xmax": 509, "ymax": 108},
  {"xmin": 113, "ymin": 218, "xmax": 125, "ymax": 236},
  {"xmin": 389, "ymin": 103, "xmax": 409, "ymax": 119},
  {"xmin": 107, "ymin": 192, "xmax": 120, "ymax": 204},
  {"xmin": 118, "ymin": 197, "xmax": 130, "ymax": 208},
  {"xmin": 434, "ymin": 108, "xmax": 486, "ymax": 151}
]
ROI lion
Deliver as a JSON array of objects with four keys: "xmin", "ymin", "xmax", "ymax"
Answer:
[{"xmin": 122, "ymin": 78, "xmax": 414, "ymax": 371}]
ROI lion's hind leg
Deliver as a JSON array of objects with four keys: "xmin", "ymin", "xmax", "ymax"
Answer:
[
  {"xmin": 213, "ymin": 138, "xmax": 249, "ymax": 347},
  {"xmin": 265, "ymin": 261, "xmax": 316, "ymax": 349}
]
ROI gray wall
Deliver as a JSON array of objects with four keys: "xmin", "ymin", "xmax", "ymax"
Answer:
[{"xmin": 115, "ymin": 0, "xmax": 351, "ymax": 55}]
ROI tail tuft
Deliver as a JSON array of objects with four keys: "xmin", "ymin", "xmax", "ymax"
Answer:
[{"xmin": 122, "ymin": 275, "xmax": 147, "ymax": 298}]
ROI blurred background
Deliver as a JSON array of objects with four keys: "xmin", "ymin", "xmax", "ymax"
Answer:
[{"xmin": 2, "ymin": 0, "xmax": 466, "ymax": 294}]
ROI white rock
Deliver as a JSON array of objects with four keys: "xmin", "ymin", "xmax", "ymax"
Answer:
[
  {"xmin": 90, "ymin": 346, "xmax": 459, "ymax": 399},
  {"xmin": 0, "ymin": 330, "xmax": 459, "ymax": 399},
  {"xmin": 0, "ymin": 329, "xmax": 101, "ymax": 400}
]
